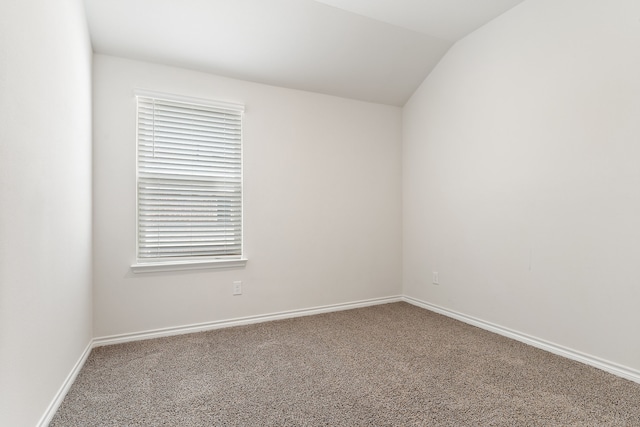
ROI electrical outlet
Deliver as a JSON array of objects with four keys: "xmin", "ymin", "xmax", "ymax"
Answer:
[
  {"xmin": 233, "ymin": 280, "xmax": 242, "ymax": 295},
  {"xmin": 432, "ymin": 272, "xmax": 439, "ymax": 285}
]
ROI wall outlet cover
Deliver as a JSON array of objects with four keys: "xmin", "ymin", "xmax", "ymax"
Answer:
[{"xmin": 233, "ymin": 280, "xmax": 242, "ymax": 295}]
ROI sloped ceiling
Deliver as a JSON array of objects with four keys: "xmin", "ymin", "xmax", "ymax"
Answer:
[{"xmin": 84, "ymin": 0, "xmax": 525, "ymax": 106}]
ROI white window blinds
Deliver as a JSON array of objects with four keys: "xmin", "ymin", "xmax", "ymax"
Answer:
[{"xmin": 136, "ymin": 94, "xmax": 243, "ymax": 261}]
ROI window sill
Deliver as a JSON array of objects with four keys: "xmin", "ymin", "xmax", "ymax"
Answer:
[{"xmin": 131, "ymin": 258, "xmax": 248, "ymax": 274}]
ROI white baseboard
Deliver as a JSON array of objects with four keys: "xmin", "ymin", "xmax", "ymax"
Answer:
[
  {"xmin": 402, "ymin": 295, "xmax": 640, "ymax": 385},
  {"xmin": 40, "ymin": 293, "xmax": 639, "ymax": 426},
  {"xmin": 93, "ymin": 295, "xmax": 403, "ymax": 347},
  {"xmin": 40, "ymin": 296, "xmax": 400, "ymax": 425},
  {"xmin": 37, "ymin": 340, "xmax": 93, "ymax": 427}
]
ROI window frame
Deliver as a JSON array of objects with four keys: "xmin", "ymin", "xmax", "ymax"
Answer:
[{"xmin": 131, "ymin": 89, "xmax": 247, "ymax": 273}]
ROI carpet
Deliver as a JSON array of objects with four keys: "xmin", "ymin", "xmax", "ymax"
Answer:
[{"xmin": 50, "ymin": 302, "xmax": 640, "ymax": 426}]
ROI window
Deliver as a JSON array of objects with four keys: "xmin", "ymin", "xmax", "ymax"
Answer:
[{"xmin": 131, "ymin": 91, "xmax": 246, "ymax": 273}]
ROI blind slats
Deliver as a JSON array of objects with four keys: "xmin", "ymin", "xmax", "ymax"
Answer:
[{"xmin": 137, "ymin": 95, "xmax": 243, "ymax": 260}]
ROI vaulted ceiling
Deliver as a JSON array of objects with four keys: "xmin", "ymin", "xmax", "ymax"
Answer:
[{"xmin": 84, "ymin": 0, "xmax": 526, "ymax": 106}]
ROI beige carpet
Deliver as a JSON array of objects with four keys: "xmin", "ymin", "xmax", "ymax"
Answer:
[{"xmin": 51, "ymin": 302, "xmax": 640, "ymax": 426}]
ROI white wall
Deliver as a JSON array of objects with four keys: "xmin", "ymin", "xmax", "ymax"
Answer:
[
  {"xmin": 403, "ymin": 0, "xmax": 640, "ymax": 371},
  {"xmin": 0, "ymin": 0, "xmax": 93, "ymax": 426},
  {"xmin": 93, "ymin": 55, "xmax": 402, "ymax": 338}
]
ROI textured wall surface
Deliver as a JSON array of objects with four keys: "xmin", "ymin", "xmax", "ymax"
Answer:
[
  {"xmin": 403, "ymin": 0, "xmax": 640, "ymax": 371},
  {"xmin": 0, "ymin": 0, "xmax": 93, "ymax": 425},
  {"xmin": 92, "ymin": 54, "xmax": 403, "ymax": 338}
]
